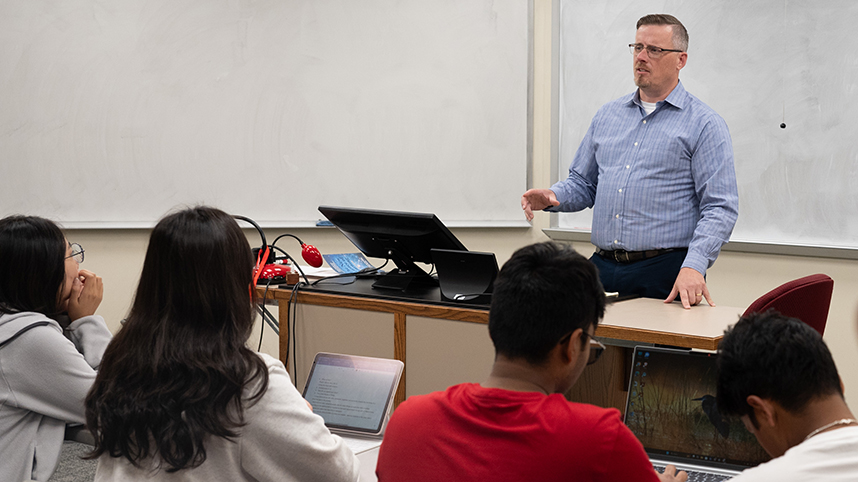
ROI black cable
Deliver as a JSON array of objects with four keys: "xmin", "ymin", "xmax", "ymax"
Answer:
[
  {"xmin": 256, "ymin": 306, "xmax": 280, "ymax": 335},
  {"xmin": 233, "ymin": 214, "xmax": 282, "ymax": 353},
  {"xmin": 256, "ymin": 303, "xmax": 266, "ymax": 352},
  {"xmin": 255, "ymin": 306, "xmax": 280, "ymax": 338},
  {"xmin": 233, "ymin": 215, "xmax": 270, "ymax": 263},
  {"xmin": 272, "ymin": 233, "xmax": 308, "ymax": 247},
  {"xmin": 257, "ymin": 280, "xmax": 275, "ymax": 351},
  {"xmin": 271, "ymin": 245, "xmax": 311, "ymax": 285},
  {"xmin": 310, "ymin": 259, "xmax": 389, "ymax": 286},
  {"xmin": 288, "ymin": 281, "xmax": 305, "ymax": 386},
  {"xmin": 253, "ymin": 299, "xmax": 280, "ymax": 350}
]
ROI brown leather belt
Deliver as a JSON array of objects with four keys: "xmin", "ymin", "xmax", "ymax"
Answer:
[{"xmin": 595, "ymin": 248, "xmax": 684, "ymax": 264}]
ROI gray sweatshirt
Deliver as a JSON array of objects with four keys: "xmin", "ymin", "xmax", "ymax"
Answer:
[
  {"xmin": 94, "ymin": 353, "xmax": 361, "ymax": 482},
  {"xmin": 0, "ymin": 311, "xmax": 112, "ymax": 482}
]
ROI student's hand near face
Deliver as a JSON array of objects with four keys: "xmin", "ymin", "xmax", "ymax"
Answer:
[
  {"xmin": 67, "ymin": 269, "xmax": 103, "ymax": 321},
  {"xmin": 657, "ymin": 465, "xmax": 688, "ymax": 482}
]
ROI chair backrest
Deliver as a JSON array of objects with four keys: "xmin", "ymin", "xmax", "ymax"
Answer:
[{"xmin": 742, "ymin": 274, "xmax": 834, "ymax": 336}]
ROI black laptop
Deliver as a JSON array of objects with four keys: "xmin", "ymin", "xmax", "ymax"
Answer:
[{"xmin": 623, "ymin": 346, "xmax": 770, "ymax": 480}]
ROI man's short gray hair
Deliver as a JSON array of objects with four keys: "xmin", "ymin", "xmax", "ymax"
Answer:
[{"xmin": 637, "ymin": 14, "xmax": 688, "ymax": 52}]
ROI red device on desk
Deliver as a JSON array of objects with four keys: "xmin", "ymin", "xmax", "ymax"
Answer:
[
  {"xmin": 255, "ymin": 263, "xmax": 292, "ymax": 283},
  {"xmin": 233, "ymin": 214, "xmax": 323, "ymax": 285},
  {"xmin": 254, "ymin": 242, "xmax": 323, "ymax": 283}
]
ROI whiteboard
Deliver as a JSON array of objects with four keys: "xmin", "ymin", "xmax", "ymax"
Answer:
[
  {"xmin": 556, "ymin": 0, "xmax": 858, "ymax": 250},
  {"xmin": 0, "ymin": 0, "xmax": 529, "ymax": 228}
]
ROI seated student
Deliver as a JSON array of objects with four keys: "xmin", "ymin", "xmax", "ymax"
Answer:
[
  {"xmin": 0, "ymin": 215, "xmax": 110, "ymax": 482},
  {"xmin": 85, "ymin": 206, "xmax": 359, "ymax": 481},
  {"xmin": 716, "ymin": 311, "xmax": 858, "ymax": 481},
  {"xmin": 376, "ymin": 241, "xmax": 686, "ymax": 482}
]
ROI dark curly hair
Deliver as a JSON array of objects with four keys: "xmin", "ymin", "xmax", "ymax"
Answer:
[
  {"xmin": 85, "ymin": 206, "xmax": 269, "ymax": 472},
  {"xmin": 716, "ymin": 310, "xmax": 842, "ymax": 428}
]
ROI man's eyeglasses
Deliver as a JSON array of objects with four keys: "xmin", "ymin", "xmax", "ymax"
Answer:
[
  {"xmin": 581, "ymin": 331, "xmax": 606, "ymax": 366},
  {"xmin": 66, "ymin": 243, "xmax": 85, "ymax": 263},
  {"xmin": 629, "ymin": 43, "xmax": 683, "ymax": 59}
]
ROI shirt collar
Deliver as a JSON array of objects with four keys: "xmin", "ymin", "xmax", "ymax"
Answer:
[{"xmin": 629, "ymin": 80, "xmax": 689, "ymax": 110}]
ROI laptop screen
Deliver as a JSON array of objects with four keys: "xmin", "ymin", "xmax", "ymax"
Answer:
[
  {"xmin": 624, "ymin": 347, "xmax": 770, "ymax": 470},
  {"xmin": 302, "ymin": 353, "xmax": 404, "ymax": 436}
]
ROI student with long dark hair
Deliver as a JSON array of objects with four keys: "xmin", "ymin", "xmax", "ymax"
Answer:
[
  {"xmin": 0, "ymin": 215, "xmax": 110, "ymax": 482},
  {"xmin": 85, "ymin": 206, "xmax": 358, "ymax": 481}
]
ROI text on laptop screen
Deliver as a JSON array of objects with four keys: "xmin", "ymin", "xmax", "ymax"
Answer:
[
  {"xmin": 625, "ymin": 348, "xmax": 770, "ymax": 469},
  {"xmin": 303, "ymin": 354, "xmax": 401, "ymax": 434}
]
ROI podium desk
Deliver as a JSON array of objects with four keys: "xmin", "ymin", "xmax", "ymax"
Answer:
[{"xmin": 259, "ymin": 280, "xmax": 742, "ymax": 412}]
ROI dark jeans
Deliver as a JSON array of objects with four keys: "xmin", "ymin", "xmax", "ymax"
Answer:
[{"xmin": 589, "ymin": 249, "xmax": 688, "ymax": 300}]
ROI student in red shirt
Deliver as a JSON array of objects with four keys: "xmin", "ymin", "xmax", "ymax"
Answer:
[{"xmin": 376, "ymin": 241, "xmax": 686, "ymax": 482}]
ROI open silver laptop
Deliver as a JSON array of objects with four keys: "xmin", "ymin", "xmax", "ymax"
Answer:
[
  {"xmin": 623, "ymin": 346, "xmax": 769, "ymax": 481},
  {"xmin": 302, "ymin": 353, "xmax": 404, "ymax": 454}
]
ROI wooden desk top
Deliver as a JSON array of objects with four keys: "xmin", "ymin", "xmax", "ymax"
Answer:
[
  {"xmin": 260, "ymin": 282, "xmax": 743, "ymax": 351},
  {"xmin": 597, "ymin": 298, "xmax": 743, "ymax": 350}
]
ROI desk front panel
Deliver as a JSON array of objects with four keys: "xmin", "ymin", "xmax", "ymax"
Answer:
[
  {"xmin": 291, "ymin": 304, "xmax": 394, "ymax": 392},
  {"xmin": 405, "ymin": 316, "xmax": 495, "ymax": 398}
]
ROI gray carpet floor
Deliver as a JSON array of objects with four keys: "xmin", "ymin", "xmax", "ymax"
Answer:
[{"xmin": 48, "ymin": 441, "xmax": 97, "ymax": 482}]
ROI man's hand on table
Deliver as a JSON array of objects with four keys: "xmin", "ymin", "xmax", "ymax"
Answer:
[{"xmin": 665, "ymin": 267, "xmax": 713, "ymax": 309}]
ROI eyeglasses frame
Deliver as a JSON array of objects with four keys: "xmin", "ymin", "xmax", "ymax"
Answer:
[
  {"xmin": 628, "ymin": 43, "xmax": 684, "ymax": 58},
  {"xmin": 581, "ymin": 330, "xmax": 606, "ymax": 365},
  {"xmin": 65, "ymin": 243, "xmax": 85, "ymax": 264},
  {"xmin": 559, "ymin": 329, "xmax": 606, "ymax": 366}
]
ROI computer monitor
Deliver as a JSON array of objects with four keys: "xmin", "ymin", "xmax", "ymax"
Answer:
[{"xmin": 318, "ymin": 205, "xmax": 468, "ymax": 291}]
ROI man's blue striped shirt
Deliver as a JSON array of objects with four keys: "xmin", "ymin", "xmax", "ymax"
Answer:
[{"xmin": 550, "ymin": 81, "xmax": 739, "ymax": 275}]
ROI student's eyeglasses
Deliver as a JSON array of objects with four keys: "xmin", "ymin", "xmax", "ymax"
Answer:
[
  {"xmin": 65, "ymin": 243, "xmax": 85, "ymax": 264},
  {"xmin": 560, "ymin": 330, "xmax": 606, "ymax": 365},
  {"xmin": 581, "ymin": 331, "xmax": 606, "ymax": 366},
  {"xmin": 629, "ymin": 43, "xmax": 683, "ymax": 59}
]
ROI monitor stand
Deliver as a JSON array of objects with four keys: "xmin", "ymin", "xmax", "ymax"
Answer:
[{"xmin": 372, "ymin": 268, "xmax": 438, "ymax": 291}]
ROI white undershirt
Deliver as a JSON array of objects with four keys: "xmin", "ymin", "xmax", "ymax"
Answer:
[{"xmin": 641, "ymin": 100, "xmax": 657, "ymax": 116}]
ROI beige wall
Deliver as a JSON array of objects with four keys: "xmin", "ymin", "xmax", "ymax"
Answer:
[{"xmin": 63, "ymin": 0, "xmax": 858, "ymax": 409}]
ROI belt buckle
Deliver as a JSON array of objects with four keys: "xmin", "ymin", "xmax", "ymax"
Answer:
[{"xmin": 615, "ymin": 250, "xmax": 630, "ymax": 263}]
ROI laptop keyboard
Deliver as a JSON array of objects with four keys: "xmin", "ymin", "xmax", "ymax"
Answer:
[{"xmin": 654, "ymin": 464, "xmax": 732, "ymax": 482}]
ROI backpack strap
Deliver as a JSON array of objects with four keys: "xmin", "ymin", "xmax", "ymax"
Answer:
[{"xmin": 0, "ymin": 321, "xmax": 53, "ymax": 349}]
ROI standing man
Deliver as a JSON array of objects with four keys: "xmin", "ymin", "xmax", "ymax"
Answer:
[
  {"xmin": 376, "ymin": 242, "xmax": 686, "ymax": 482},
  {"xmin": 522, "ymin": 14, "xmax": 738, "ymax": 309},
  {"xmin": 716, "ymin": 311, "xmax": 858, "ymax": 480}
]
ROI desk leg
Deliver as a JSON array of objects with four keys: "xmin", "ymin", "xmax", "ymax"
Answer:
[{"xmin": 393, "ymin": 313, "xmax": 406, "ymax": 408}]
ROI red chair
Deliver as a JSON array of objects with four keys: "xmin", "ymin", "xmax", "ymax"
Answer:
[{"xmin": 742, "ymin": 274, "xmax": 834, "ymax": 336}]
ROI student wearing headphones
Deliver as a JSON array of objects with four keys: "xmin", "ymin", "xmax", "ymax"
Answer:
[
  {"xmin": 0, "ymin": 215, "xmax": 110, "ymax": 481},
  {"xmin": 85, "ymin": 206, "xmax": 359, "ymax": 481}
]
